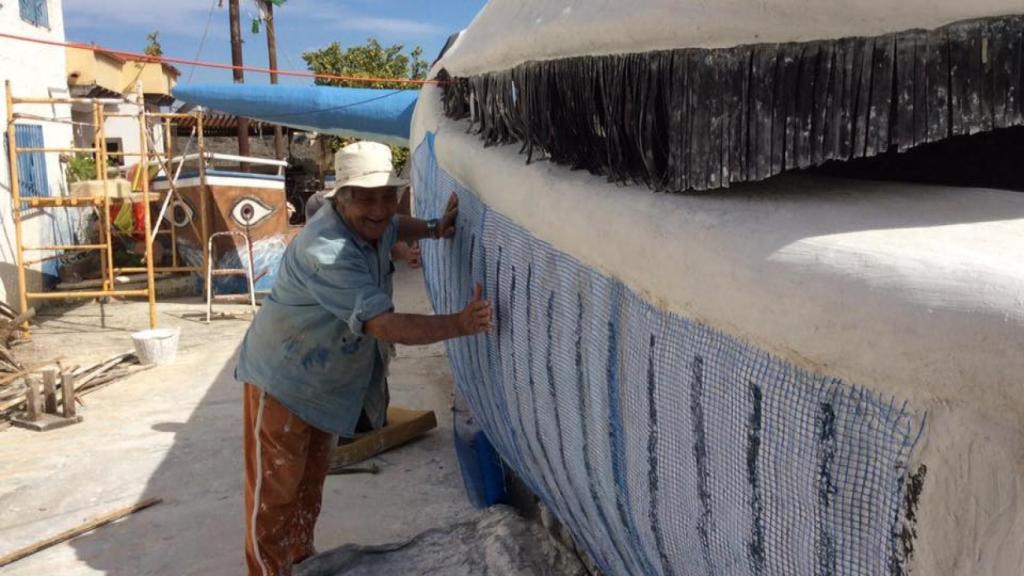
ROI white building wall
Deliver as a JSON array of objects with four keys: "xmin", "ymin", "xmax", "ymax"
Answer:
[
  {"xmin": 72, "ymin": 101, "xmax": 166, "ymax": 174},
  {"xmin": 0, "ymin": 0, "xmax": 80, "ymax": 308}
]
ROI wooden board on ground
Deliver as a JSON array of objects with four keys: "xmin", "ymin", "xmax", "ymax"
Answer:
[
  {"xmin": 331, "ymin": 406, "xmax": 437, "ymax": 469},
  {"xmin": 9, "ymin": 412, "xmax": 82, "ymax": 432}
]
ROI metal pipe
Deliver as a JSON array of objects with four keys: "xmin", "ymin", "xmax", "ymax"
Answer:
[
  {"xmin": 114, "ymin": 266, "xmax": 201, "ymax": 273},
  {"xmin": 22, "ymin": 244, "xmax": 107, "ymax": 251},
  {"xmin": 13, "ymin": 96, "xmax": 125, "ymax": 105},
  {"xmin": 136, "ymin": 84, "xmax": 158, "ymax": 328},
  {"xmin": 16, "ymin": 147, "xmax": 96, "ymax": 153},
  {"xmin": 23, "ymin": 197, "xmax": 103, "ymax": 208},
  {"xmin": 6, "ymin": 80, "xmax": 30, "ymax": 334},
  {"xmin": 26, "ymin": 289, "xmax": 149, "ymax": 300},
  {"xmin": 98, "ymin": 105, "xmax": 116, "ymax": 291}
]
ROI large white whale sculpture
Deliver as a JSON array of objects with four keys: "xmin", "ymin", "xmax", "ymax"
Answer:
[{"xmin": 177, "ymin": 3, "xmax": 1024, "ymax": 574}]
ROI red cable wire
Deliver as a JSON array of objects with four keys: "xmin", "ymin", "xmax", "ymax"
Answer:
[{"xmin": 0, "ymin": 30, "xmax": 445, "ymax": 86}]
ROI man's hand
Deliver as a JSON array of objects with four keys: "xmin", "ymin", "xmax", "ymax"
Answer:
[
  {"xmin": 363, "ymin": 282, "xmax": 491, "ymax": 345},
  {"xmin": 438, "ymin": 192, "xmax": 459, "ymax": 239},
  {"xmin": 391, "ymin": 241, "xmax": 421, "ymax": 269},
  {"xmin": 456, "ymin": 283, "xmax": 491, "ymax": 335},
  {"xmin": 406, "ymin": 242, "xmax": 421, "ymax": 269}
]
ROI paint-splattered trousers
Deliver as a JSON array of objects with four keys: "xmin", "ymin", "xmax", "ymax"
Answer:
[{"xmin": 244, "ymin": 382, "xmax": 333, "ymax": 576}]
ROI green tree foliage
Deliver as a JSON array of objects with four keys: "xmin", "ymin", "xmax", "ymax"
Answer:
[
  {"xmin": 302, "ymin": 38, "xmax": 427, "ymax": 90},
  {"xmin": 144, "ymin": 31, "xmax": 163, "ymax": 57},
  {"xmin": 302, "ymin": 38, "xmax": 428, "ymax": 170}
]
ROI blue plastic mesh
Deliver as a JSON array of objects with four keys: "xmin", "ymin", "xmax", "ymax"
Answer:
[{"xmin": 413, "ymin": 134, "xmax": 923, "ymax": 576}]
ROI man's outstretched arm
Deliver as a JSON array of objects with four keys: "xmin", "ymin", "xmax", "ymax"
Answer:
[
  {"xmin": 397, "ymin": 192, "xmax": 459, "ymax": 243},
  {"xmin": 364, "ymin": 283, "xmax": 491, "ymax": 345}
]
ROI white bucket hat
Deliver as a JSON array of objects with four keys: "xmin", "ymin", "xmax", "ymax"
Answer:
[{"xmin": 324, "ymin": 141, "xmax": 408, "ymax": 198}]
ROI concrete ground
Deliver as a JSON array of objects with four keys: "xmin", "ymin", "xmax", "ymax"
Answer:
[{"xmin": 0, "ymin": 264, "xmax": 478, "ymax": 575}]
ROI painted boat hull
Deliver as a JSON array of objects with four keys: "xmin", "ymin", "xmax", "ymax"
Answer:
[{"xmin": 152, "ymin": 171, "xmax": 291, "ymax": 293}]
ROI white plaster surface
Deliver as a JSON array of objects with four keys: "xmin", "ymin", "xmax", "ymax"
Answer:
[
  {"xmin": 0, "ymin": 1, "xmax": 80, "ymax": 306},
  {"xmin": 442, "ymin": 0, "xmax": 1024, "ymax": 75},
  {"xmin": 412, "ymin": 82, "xmax": 1024, "ymax": 575}
]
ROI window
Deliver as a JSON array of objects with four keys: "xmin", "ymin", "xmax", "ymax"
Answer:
[
  {"xmin": 19, "ymin": 0, "xmax": 49, "ymax": 28},
  {"xmin": 14, "ymin": 124, "xmax": 51, "ymax": 198},
  {"xmin": 106, "ymin": 139, "xmax": 124, "ymax": 166}
]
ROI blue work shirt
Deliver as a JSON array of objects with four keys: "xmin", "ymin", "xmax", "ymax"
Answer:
[{"xmin": 235, "ymin": 204, "xmax": 398, "ymax": 437}]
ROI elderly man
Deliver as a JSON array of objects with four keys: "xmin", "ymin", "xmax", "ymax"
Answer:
[{"xmin": 235, "ymin": 141, "xmax": 490, "ymax": 576}]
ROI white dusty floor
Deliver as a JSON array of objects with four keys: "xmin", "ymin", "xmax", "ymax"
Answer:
[{"xmin": 0, "ymin": 264, "xmax": 477, "ymax": 575}]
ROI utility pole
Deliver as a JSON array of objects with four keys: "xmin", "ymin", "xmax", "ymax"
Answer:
[
  {"xmin": 264, "ymin": 1, "xmax": 285, "ymax": 160},
  {"xmin": 228, "ymin": 0, "xmax": 250, "ymax": 169}
]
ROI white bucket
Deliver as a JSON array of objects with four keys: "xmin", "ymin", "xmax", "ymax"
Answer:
[{"xmin": 131, "ymin": 328, "xmax": 180, "ymax": 365}]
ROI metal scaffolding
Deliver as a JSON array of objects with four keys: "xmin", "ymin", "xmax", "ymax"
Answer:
[{"xmin": 4, "ymin": 81, "xmax": 209, "ymax": 334}]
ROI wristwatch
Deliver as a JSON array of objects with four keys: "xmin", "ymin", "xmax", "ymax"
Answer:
[{"xmin": 425, "ymin": 218, "xmax": 440, "ymax": 239}]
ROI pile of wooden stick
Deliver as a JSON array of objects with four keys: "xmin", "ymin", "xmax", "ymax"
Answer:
[
  {"xmin": 67, "ymin": 351, "xmax": 152, "ymax": 398},
  {"xmin": 0, "ymin": 350, "xmax": 151, "ymax": 427},
  {"xmin": 0, "ymin": 302, "xmax": 32, "ymax": 373}
]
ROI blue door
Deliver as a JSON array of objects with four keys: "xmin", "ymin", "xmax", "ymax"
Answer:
[
  {"xmin": 14, "ymin": 124, "xmax": 50, "ymax": 198},
  {"xmin": 14, "ymin": 124, "xmax": 61, "ymax": 283}
]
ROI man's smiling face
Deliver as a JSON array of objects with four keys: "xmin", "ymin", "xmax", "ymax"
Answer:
[{"xmin": 337, "ymin": 186, "xmax": 400, "ymax": 242}]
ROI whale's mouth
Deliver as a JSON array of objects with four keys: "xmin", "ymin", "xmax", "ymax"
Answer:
[{"xmin": 440, "ymin": 15, "xmax": 1024, "ymax": 195}]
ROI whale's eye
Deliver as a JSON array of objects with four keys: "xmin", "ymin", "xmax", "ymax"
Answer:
[{"xmin": 230, "ymin": 197, "xmax": 275, "ymax": 228}]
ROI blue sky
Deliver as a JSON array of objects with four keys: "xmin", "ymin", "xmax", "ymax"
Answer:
[{"xmin": 63, "ymin": 0, "xmax": 487, "ymax": 85}]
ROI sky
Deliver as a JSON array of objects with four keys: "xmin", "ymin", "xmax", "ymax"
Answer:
[{"xmin": 63, "ymin": 0, "xmax": 487, "ymax": 86}]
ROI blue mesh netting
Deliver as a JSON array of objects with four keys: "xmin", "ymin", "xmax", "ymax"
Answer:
[{"xmin": 413, "ymin": 133, "xmax": 923, "ymax": 576}]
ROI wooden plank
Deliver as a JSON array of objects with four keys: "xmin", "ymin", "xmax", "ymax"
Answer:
[
  {"xmin": 61, "ymin": 373, "xmax": 76, "ymax": 418},
  {"xmin": 24, "ymin": 379, "xmax": 40, "ymax": 421},
  {"xmin": 977, "ymin": 22, "xmax": 995, "ymax": 134},
  {"xmin": 331, "ymin": 407, "xmax": 438, "ymax": 469},
  {"xmin": 913, "ymin": 30, "xmax": 931, "ymax": 146},
  {"xmin": 706, "ymin": 50, "xmax": 724, "ymax": 190},
  {"xmin": 990, "ymin": 19, "xmax": 1013, "ymax": 129},
  {"xmin": 962, "ymin": 22, "xmax": 989, "ymax": 134},
  {"xmin": 752, "ymin": 45, "xmax": 778, "ymax": 180},
  {"xmin": 0, "ymin": 369, "xmax": 27, "ymax": 388},
  {"xmin": 699, "ymin": 49, "xmax": 716, "ymax": 190},
  {"xmin": 0, "ymin": 498, "xmax": 162, "ymax": 568},
  {"xmin": 839, "ymin": 38, "xmax": 863, "ymax": 160},
  {"xmin": 41, "ymin": 369, "xmax": 57, "ymax": 414},
  {"xmin": 795, "ymin": 42, "xmax": 819, "ymax": 169},
  {"xmin": 867, "ymin": 35, "xmax": 896, "ymax": 157},
  {"xmin": 714, "ymin": 50, "xmax": 733, "ymax": 188},
  {"xmin": 732, "ymin": 47, "xmax": 752, "ymax": 183},
  {"xmin": 78, "ymin": 364, "xmax": 154, "ymax": 397},
  {"xmin": 853, "ymin": 37, "xmax": 875, "ymax": 158},
  {"xmin": 812, "ymin": 42, "xmax": 835, "ymax": 165},
  {"xmin": 1006, "ymin": 17, "xmax": 1024, "ymax": 127},
  {"xmin": 896, "ymin": 31, "xmax": 920, "ymax": 152},
  {"xmin": 926, "ymin": 27, "xmax": 950, "ymax": 142},
  {"xmin": 826, "ymin": 40, "xmax": 848, "ymax": 161},
  {"xmin": 667, "ymin": 51, "xmax": 688, "ymax": 192},
  {"xmin": 948, "ymin": 24, "xmax": 969, "ymax": 136},
  {"xmin": 689, "ymin": 50, "xmax": 711, "ymax": 191},
  {"xmin": 774, "ymin": 44, "xmax": 798, "ymax": 173},
  {"xmin": 642, "ymin": 52, "xmax": 667, "ymax": 188},
  {"xmin": 74, "ymin": 351, "xmax": 135, "ymax": 389}
]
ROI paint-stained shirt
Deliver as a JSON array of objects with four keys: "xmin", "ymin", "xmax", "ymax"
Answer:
[{"xmin": 235, "ymin": 204, "xmax": 397, "ymax": 437}]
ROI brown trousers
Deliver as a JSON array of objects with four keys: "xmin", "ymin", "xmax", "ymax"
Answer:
[{"xmin": 243, "ymin": 383, "xmax": 333, "ymax": 576}]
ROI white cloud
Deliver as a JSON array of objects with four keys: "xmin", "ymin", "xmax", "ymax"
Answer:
[
  {"xmin": 275, "ymin": 0, "xmax": 443, "ymax": 37},
  {"xmin": 63, "ymin": 0, "xmax": 226, "ymax": 37},
  {"xmin": 64, "ymin": 0, "xmax": 443, "ymax": 43},
  {"xmin": 331, "ymin": 16, "xmax": 441, "ymax": 36}
]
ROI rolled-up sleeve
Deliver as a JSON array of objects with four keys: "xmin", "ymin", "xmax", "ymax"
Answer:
[{"xmin": 307, "ymin": 253, "xmax": 393, "ymax": 337}]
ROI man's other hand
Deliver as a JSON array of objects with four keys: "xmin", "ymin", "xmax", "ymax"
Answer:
[
  {"xmin": 439, "ymin": 192, "xmax": 459, "ymax": 239},
  {"xmin": 457, "ymin": 282, "xmax": 491, "ymax": 335}
]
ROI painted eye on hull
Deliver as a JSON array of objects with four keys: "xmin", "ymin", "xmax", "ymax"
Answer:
[
  {"xmin": 165, "ymin": 198, "xmax": 195, "ymax": 228},
  {"xmin": 230, "ymin": 197, "xmax": 275, "ymax": 228}
]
